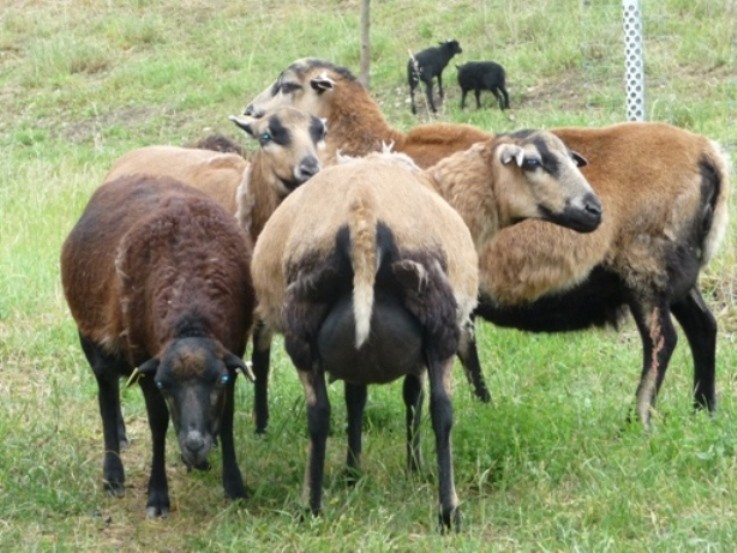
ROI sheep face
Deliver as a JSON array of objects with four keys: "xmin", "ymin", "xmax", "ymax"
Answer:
[
  {"xmin": 231, "ymin": 107, "xmax": 327, "ymax": 196},
  {"xmin": 139, "ymin": 337, "xmax": 244, "ymax": 469},
  {"xmin": 495, "ymin": 131, "xmax": 602, "ymax": 233},
  {"xmin": 244, "ymin": 58, "xmax": 349, "ymax": 119}
]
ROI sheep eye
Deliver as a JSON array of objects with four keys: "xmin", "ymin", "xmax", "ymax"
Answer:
[
  {"xmin": 522, "ymin": 158, "xmax": 541, "ymax": 170},
  {"xmin": 219, "ymin": 374, "xmax": 229, "ymax": 385},
  {"xmin": 259, "ymin": 131, "xmax": 273, "ymax": 145},
  {"xmin": 155, "ymin": 381, "xmax": 164, "ymax": 390},
  {"xmin": 280, "ymin": 82, "xmax": 301, "ymax": 94}
]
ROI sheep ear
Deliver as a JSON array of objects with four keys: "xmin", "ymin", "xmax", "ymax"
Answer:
[
  {"xmin": 499, "ymin": 144, "xmax": 525, "ymax": 167},
  {"xmin": 138, "ymin": 358, "xmax": 160, "ymax": 376},
  {"xmin": 310, "ymin": 73, "xmax": 335, "ymax": 94},
  {"xmin": 571, "ymin": 150, "xmax": 588, "ymax": 168},
  {"xmin": 223, "ymin": 352, "xmax": 256, "ymax": 382},
  {"xmin": 229, "ymin": 115, "xmax": 257, "ymax": 138}
]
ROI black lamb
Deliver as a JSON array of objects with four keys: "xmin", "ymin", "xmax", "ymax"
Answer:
[
  {"xmin": 407, "ymin": 39, "xmax": 463, "ymax": 114},
  {"xmin": 457, "ymin": 61, "xmax": 509, "ymax": 110}
]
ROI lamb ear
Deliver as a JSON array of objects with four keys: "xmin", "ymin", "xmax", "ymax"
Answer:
[
  {"xmin": 571, "ymin": 150, "xmax": 588, "ymax": 168},
  {"xmin": 223, "ymin": 352, "xmax": 256, "ymax": 382},
  {"xmin": 499, "ymin": 144, "xmax": 525, "ymax": 167},
  {"xmin": 310, "ymin": 73, "xmax": 335, "ymax": 94},
  {"xmin": 229, "ymin": 115, "xmax": 257, "ymax": 138}
]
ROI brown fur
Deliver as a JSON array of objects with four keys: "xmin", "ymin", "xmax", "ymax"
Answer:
[{"xmin": 61, "ymin": 175, "xmax": 253, "ymax": 365}]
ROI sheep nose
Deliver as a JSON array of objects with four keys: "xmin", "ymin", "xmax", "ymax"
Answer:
[
  {"xmin": 298, "ymin": 156, "xmax": 320, "ymax": 179},
  {"xmin": 584, "ymin": 194, "xmax": 603, "ymax": 219},
  {"xmin": 185, "ymin": 433, "xmax": 205, "ymax": 453}
]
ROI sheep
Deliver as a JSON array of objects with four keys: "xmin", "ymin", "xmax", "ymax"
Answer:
[
  {"xmin": 407, "ymin": 39, "xmax": 463, "ymax": 114},
  {"xmin": 457, "ymin": 61, "xmax": 510, "ymax": 110},
  {"xmin": 60, "ymin": 175, "xmax": 255, "ymax": 516},
  {"xmin": 104, "ymin": 107, "xmax": 327, "ymax": 245},
  {"xmin": 249, "ymin": 130, "xmax": 601, "ymax": 529},
  {"xmin": 244, "ymin": 58, "xmax": 731, "ymax": 428}
]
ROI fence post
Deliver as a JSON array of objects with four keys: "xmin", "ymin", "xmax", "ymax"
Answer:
[{"xmin": 623, "ymin": 0, "xmax": 646, "ymax": 121}]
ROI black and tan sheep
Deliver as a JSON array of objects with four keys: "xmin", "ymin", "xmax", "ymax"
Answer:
[
  {"xmin": 244, "ymin": 58, "xmax": 730, "ymax": 427},
  {"xmin": 249, "ymin": 130, "xmax": 601, "ymax": 529},
  {"xmin": 61, "ymin": 175, "xmax": 255, "ymax": 516}
]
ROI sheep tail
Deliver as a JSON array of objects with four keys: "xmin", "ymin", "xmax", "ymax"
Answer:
[
  {"xmin": 700, "ymin": 140, "xmax": 731, "ymax": 265},
  {"xmin": 347, "ymin": 189, "xmax": 378, "ymax": 349}
]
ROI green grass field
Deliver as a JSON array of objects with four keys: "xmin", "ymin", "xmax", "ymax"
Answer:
[{"xmin": 1, "ymin": 1, "xmax": 736, "ymax": 551}]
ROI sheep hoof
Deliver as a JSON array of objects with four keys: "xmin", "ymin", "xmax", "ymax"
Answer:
[
  {"xmin": 438, "ymin": 506, "xmax": 461, "ymax": 534},
  {"xmin": 103, "ymin": 480, "xmax": 125, "ymax": 498},
  {"xmin": 145, "ymin": 505, "xmax": 169, "ymax": 518},
  {"xmin": 342, "ymin": 466, "xmax": 362, "ymax": 487}
]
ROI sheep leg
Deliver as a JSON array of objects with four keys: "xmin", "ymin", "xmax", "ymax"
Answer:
[
  {"xmin": 670, "ymin": 287, "xmax": 717, "ymax": 413},
  {"xmin": 459, "ymin": 89, "xmax": 468, "ymax": 110},
  {"xmin": 299, "ymin": 367, "xmax": 331, "ymax": 516},
  {"xmin": 251, "ymin": 321, "xmax": 272, "ymax": 434},
  {"xmin": 344, "ymin": 381, "xmax": 367, "ymax": 484},
  {"xmin": 475, "ymin": 90, "xmax": 482, "ymax": 109},
  {"xmin": 490, "ymin": 89, "xmax": 500, "ymax": 109},
  {"xmin": 437, "ymin": 74, "xmax": 444, "ymax": 99},
  {"xmin": 424, "ymin": 79, "xmax": 437, "ymax": 113},
  {"xmin": 427, "ymin": 353, "xmax": 460, "ymax": 532},
  {"xmin": 409, "ymin": 84, "xmax": 418, "ymax": 115},
  {"xmin": 456, "ymin": 317, "xmax": 491, "ymax": 402},
  {"xmin": 139, "ymin": 377, "xmax": 171, "ymax": 517},
  {"xmin": 500, "ymin": 86, "xmax": 510, "ymax": 109},
  {"xmin": 630, "ymin": 299, "xmax": 678, "ymax": 429},
  {"xmin": 403, "ymin": 373, "xmax": 425, "ymax": 471},
  {"xmin": 219, "ymin": 379, "xmax": 249, "ymax": 500},
  {"xmin": 79, "ymin": 334, "xmax": 127, "ymax": 496}
]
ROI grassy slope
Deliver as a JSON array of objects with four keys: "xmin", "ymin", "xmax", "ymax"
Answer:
[{"xmin": 1, "ymin": 0, "xmax": 735, "ymax": 550}]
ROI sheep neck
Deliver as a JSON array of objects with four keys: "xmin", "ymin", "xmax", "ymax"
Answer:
[{"xmin": 327, "ymin": 79, "xmax": 405, "ymax": 160}]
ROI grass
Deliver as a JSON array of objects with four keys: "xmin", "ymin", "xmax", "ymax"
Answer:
[{"xmin": 1, "ymin": 0, "xmax": 736, "ymax": 550}]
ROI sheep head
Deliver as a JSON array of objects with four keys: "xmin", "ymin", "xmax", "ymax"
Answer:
[
  {"xmin": 138, "ymin": 337, "xmax": 252, "ymax": 470},
  {"xmin": 243, "ymin": 58, "xmax": 355, "ymax": 120},
  {"xmin": 230, "ymin": 106, "xmax": 327, "ymax": 196},
  {"xmin": 493, "ymin": 130, "xmax": 602, "ymax": 233}
]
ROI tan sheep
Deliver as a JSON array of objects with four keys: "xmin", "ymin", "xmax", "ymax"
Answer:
[{"xmin": 250, "ymin": 129, "xmax": 601, "ymax": 529}]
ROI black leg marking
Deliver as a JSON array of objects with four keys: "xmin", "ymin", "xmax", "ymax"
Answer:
[
  {"xmin": 671, "ymin": 287, "xmax": 717, "ymax": 412},
  {"xmin": 344, "ymin": 382, "xmax": 367, "ymax": 485}
]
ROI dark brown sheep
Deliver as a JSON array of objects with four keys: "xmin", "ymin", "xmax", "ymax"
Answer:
[{"xmin": 61, "ymin": 175, "xmax": 255, "ymax": 516}]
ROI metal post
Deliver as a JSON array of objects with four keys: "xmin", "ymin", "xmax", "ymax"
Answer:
[{"xmin": 623, "ymin": 0, "xmax": 646, "ymax": 121}]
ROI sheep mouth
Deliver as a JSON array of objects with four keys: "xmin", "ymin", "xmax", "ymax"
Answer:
[
  {"xmin": 540, "ymin": 204, "xmax": 602, "ymax": 233},
  {"xmin": 178, "ymin": 431, "xmax": 214, "ymax": 469},
  {"xmin": 279, "ymin": 175, "xmax": 311, "ymax": 192}
]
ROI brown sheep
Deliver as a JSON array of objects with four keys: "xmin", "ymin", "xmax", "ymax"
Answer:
[
  {"xmin": 250, "ymin": 129, "xmax": 601, "ymax": 529},
  {"xmin": 244, "ymin": 58, "xmax": 731, "ymax": 428},
  {"xmin": 61, "ymin": 175, "xmax": 255, "ymax": 516}
]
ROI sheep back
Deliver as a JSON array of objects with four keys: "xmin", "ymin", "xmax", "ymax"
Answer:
[
  {"xmin": 61, "ymin": 175, "xmax": 253, "ymax": 366},
  {"xmin": 252, "ymin": 156, "xmax": 479, "ymax": 335},
  {"xmin": 482, "ymin": 121, "xmax": 730, "ymax": 305},
  {"xmin": 104, "ymin": 145, "xmax": 247, "ymax": 216}
]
